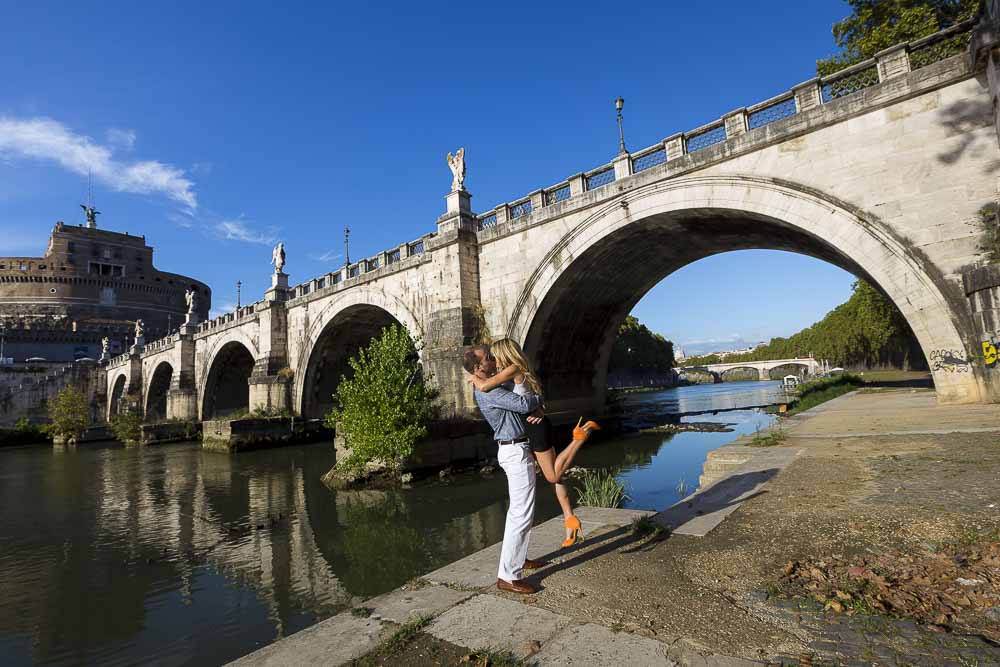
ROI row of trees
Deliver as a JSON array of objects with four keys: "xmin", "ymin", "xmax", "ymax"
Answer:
[{"xmin": 684, "ymin": 281, "xmax": 925, "ymax": 369}]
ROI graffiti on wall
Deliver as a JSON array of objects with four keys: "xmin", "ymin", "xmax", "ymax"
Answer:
[
  {"xmin": 929, "ymin": 349, "xmax": 972, "ymax": 373},
  {"xmin": 983, "ymin": 337, "xmax": 999, "ymax": 369}
]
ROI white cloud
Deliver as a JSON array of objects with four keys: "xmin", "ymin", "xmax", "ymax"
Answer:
[
  {"xmin": 215, "ymin": 217, "xmax": 278, "ymax": 245},
  {"xmin": 308, "ymin": 249, "xmax": 341, "ymax": 263},
  {"xmin": 0, "ymin": 116, "xmax": 197, "ymax": 209},
  {"xmin": 106, "ymin": 127, "xmax": 136, "ymax": 151}
]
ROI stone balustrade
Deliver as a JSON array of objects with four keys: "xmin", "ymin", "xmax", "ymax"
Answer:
[{"xmin": 473, "ymin": 19, "xmax": 975, "ymax": 231}]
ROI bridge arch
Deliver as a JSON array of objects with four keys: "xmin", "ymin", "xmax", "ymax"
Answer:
[
  {"xmin": 294, "ymin": 287, "xmax": 423, "ymax": 419},
  {"xmin": 507, "ymin": 174, "xmax": 981, "ymax": 412},
  {"xmin": 199, "ymin": 331, "xmax": 260, "ymax": 420},
  {"xmin": 719, "ymin": 366, "xmax": 765, "ymax": 382},
  {"xmin": 108, "ymin": 372, "xmax": 128, "ymax": 420},
  {"xmin": 144, "ymin": 361, "xmax": 173, "ymax": 421},
  {"xmin": 765, "ymin": 362, "xmax": 813, "ymax": 380}
]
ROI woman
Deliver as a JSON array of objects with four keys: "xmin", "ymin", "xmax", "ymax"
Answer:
[{"xmin": 467, "ymin": 338, "xmax": 599, "ymax": 547}]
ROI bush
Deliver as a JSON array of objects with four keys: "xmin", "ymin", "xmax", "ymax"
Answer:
[
  {"xmin": 325, "ymin": 324, "xmax": 438, "ymax": 474},
  {"xmin": 786, "ymin": 374, "xmax": 863, "ymax": 415},
  {"xmin": 0, "ymin": 418, "xmax": 50, "ymax": 447},
  {"xmin": 109, "ymin": 411, "xmax": 144, "ymax": 444},
  {"xmin": 46, "ymin": 386, "xmax": 90, "ymax": 441}
]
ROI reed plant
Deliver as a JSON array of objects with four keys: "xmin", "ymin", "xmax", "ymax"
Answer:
[{"xmin": 575, "ymin": 469, "xmax": 629, "ymax": 508}]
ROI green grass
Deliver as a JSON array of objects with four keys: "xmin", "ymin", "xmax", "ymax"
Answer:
[
  {"xmin": 575, "ymin": 469, "xmax": 629, "ymax": 508},
  {"xmin": 467, "ymin": 647, "xmax": 533, "ymax": 666},
  {"xmin": 747, "ymin": 424, "xmax": 787, "ymax": 447},
  {"xmin": 675, "ymin": 476, "xmax": 690, "ymax": 497},
  {"xmin": 631, "ymin": 515, "xmax": 669, "ymax": 538},
  {"xmin": 349, "ymin": 614, "xmax": 432, "ymax": 666},
  {"xmin": 785, "ymin": 374, "xmax": 863, "ymax": 415}
]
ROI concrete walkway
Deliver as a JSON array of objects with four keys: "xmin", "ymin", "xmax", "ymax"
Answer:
[{"xmin": 230, "ymin": 390, "xmax": 999, "ymax": 666}]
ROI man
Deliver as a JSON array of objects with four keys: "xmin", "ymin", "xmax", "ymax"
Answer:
[{"xmin": 463, "ymin": 344, "xmax": 547, "ymax": 594}]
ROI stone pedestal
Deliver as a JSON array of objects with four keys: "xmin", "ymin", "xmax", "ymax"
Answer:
[
  {"xmin": 248, "ymin": 375, "xmax": 292, "ymax": 415},
  {"xmin": 265, "ymin": 272, "xmax": 290, "ymax": 302},
  {"xmin": 445, "ymin": 189, "xmax": 471, "ymax": 214}
]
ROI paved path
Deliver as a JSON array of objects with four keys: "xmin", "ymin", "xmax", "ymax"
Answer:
[{"xmin": 230, "ymin": 390, "xmax": 1000, "ymax": 666}]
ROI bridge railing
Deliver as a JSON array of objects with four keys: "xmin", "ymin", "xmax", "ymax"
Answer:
[
  {"xmin": 474, "ymin": 19, "xmax": 975, "ymax": 232},
  {"xmin": 287, "ymin": 232, "xmax": 432, "ymax": 300}
]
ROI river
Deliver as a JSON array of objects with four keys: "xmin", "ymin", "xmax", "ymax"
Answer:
[{"xmin": 0, "ymin": 380, "xmax": 787, "ymax": 666}]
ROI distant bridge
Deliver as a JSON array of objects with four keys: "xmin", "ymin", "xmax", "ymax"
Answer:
[{"xmin": 678, "ymin": 357, "xmax": 823, "ymax": 382}]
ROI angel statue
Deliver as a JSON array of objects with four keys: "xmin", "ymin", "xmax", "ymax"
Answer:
[
  {"xmin": 80, "ymin": 204, "xmax": 101, "ymax": 228},
  {"xmin": 101, "ymin": 336, "xmax": 110, "ymax": 356},
  {"xmin": 134, "ymin": 319, "xmax": 145, "ymax": 340},
  {"xmin": 446, "ymin": 147, "xmax": 466, "ymax": 192},
  {"xmin": 185, "ymin": 288, "xmax": 198, "ymax": 314},
  {"xmin": 271, "ymin": 242, "xmax": 286, "ymax": 274}
]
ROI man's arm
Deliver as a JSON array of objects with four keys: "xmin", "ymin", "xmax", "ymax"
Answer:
[{"xmin": 477, "ymin": 385, "xmax": 542, "ymax": 415}]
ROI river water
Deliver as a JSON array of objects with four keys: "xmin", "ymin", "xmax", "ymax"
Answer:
[{"xmin": 0, "ymin": 381, "xmax": 787, "ymax": 666}]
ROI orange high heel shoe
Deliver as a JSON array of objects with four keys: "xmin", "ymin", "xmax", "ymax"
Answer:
[
  {"xmin": 562, "ymin": 515, "xmax": 584, "ymax": 548},
  {"xmin": 572, "ymin": 418, "xmax": 601, "ymax": 442}
]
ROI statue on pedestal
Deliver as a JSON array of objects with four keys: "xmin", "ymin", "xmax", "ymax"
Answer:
[
  {"xmin": 80, "ymin": 204, "xmax": 101, "ymax": 228},
  {"xmin": 185, "ymin": 288, "xmax": 198, "ymax": 314},
  {"xmin": 134, "ymin": 319, "xmax": 145, "ymax": 341},
  {"xmin": 446, "ymin": 148, "xmax": 466, "ymax": 192},
  {"xmin": 101, "ymin": 336, "xmax": 110, "ymax": 358},
  {"xmin": 271, "ymin": 242, "xmax": 286, "ymax": 274}
]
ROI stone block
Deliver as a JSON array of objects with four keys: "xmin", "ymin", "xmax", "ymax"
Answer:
[
  {"xmin": 366, "ymin": 584, "xmax": 472, "ymax": 625},
  {"xmin": 533, "ymin": 623, "xmax": 676, "ymax": 666},
  {"xmin": 427, "ymin": 595, "xmax": 571, "ymax": 657},
  {"xmin": 228, "ymin": 610, "xmax": 386, "ymax": 667}
]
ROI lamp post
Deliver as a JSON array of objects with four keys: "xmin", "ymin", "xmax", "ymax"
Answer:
[
  {"xmin": 0, "ymin": 322, "xmax": 6, "ymax": 363},
  {"xmin": 615, "ymin": 96, "xmax": 627, "ymax": 155},
  {"xmin": 236, "ymin": 280, "xmax": 242, "ymax": 309},
  {"xmin": 344, "ymin": 227, "xmax": 351, "ymax": 266}
]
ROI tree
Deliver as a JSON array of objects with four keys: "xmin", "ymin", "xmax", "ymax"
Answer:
[
  {"xmin": 609, "ymin": 316, "xmax": 675, "ymax": 373},
  {"xmin": 46, "ymin": 386, "xmax": 90, "ymax": 441},
  {"xmin": 325, "ymin": 324, "xmax": 438, "ymax": 475},
  {"xmin": 109, "ymin": 411, "xmax": 144, "ymax": 445},
  {"xmin": 817, "ymin": 0, "xmax": 977, "ymax": 76}
]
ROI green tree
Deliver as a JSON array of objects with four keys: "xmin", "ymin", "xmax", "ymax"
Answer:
[
  {"xmin": 46, "ymin": 386, "xmax": 90, "ymax": 441},
  {"xmin": 608, "ymin": 316, "xmax": 675, "ymax": 380},
  {"xmin": 817, "ymin": 0, "xmax": 977, "ymax": 76},
  {"xmin": 109, "ymin": 411, "xmax": 144, "ymax": 445},
  {"xmin": 325, "ymin": 324, "xmax": 438, "ymax": 474}
]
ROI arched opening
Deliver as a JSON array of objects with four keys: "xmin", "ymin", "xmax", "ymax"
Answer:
[
  {"xmin": 766, "ymin": 363, "xmax": 811, "ymax": 381},
  {"xmin": 720, "ymin": 367, "xmax": 763, "ymax": 382},
  {"xmin": 300, "ymin": 304, "xmax": 402, "ymax": 419},
  {"xmin": 145, "ymin": 362, "xmax": 173, "ymax": 421},
  {"xmin": 202, "ymin": 342, "xmax": 255, "ymax": 419},
  {"xmin": 109, "ymin": 375, "xmax": 127, "ymax": 418},
  {"xmin": 511, "ymin": 178, "xmax": 979, "ymax": 413}
]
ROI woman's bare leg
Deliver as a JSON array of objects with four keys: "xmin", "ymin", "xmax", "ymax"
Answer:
[
  {"xmin": 534, "ymin": 449, "xmax": 575, "ymax": 541},
  {"xmin": 551, "ymin": 423, "xmax": 596, "ymax": 480}
]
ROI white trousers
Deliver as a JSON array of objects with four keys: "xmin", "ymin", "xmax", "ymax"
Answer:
[{"xmin": 497, "ymin": 442, "xmax": 536, "ymax": 582}]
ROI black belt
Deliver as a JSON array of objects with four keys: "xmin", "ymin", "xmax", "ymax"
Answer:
[{"xmin": 496, "ymin": 436, "xmax": 529, "ymax": 446}]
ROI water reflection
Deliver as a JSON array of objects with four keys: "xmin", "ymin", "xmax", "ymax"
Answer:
[{"xmin": 0, "ymin": 381, "xmax": 784, "ymax": 666}]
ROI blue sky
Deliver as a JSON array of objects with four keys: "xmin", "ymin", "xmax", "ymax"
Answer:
[{"xmin": 0, "ymin": 1, "xmax": 857, "ymax": 355}]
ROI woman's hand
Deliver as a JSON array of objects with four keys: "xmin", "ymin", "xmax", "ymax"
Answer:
[{"xmin": 464, "ymin": 370, "xmax": 484, "ymax": 389}]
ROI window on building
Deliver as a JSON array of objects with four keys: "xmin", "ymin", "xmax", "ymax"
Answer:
[
  {"xmin": 67, "ymin": 241, "xmax": 75, "ymax": 252},
  {"xmin": 88, "ymin": 261, "xmax": 125, "ymax": 278},
  {"xmin": 19, "ymin": 263, "xmax": 28, "ymax": 271}
]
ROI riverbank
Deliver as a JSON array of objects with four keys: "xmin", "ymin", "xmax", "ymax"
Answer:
[{"xmin": 232, "ymin": 390, "xmax": 1000, "ymax": 666}]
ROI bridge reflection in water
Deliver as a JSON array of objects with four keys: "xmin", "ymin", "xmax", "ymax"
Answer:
[{"xmin": 0, "ymin": 383, "xmax": 778, "ymax": 666}]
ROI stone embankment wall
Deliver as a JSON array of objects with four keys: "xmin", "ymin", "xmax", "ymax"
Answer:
[{"xmin": 0, "ymin": 362, "xmax": 105, "ymax": 427}]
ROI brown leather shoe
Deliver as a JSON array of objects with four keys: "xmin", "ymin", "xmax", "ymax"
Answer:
[
  {"xmin": 496, "ymin": 578, "xmax": 537, "ymax": 594},
  {"xmin": 523, "ymin": 558, "xmax": 549, "ymax": 570}
]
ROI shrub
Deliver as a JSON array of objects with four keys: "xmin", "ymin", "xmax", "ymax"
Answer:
[
  {"xmin": 576, "ymin": 469, "xmax": 629, "ymax": 508},
  {"xmin": 46, "ymin": 386, "xmax": 90, "ymax": 441},
  {"xmin": 786, "ymin": 374, "xmax": 863, "ymax": 415},
  {"xmin": 325, "ymin": 324, "xmax": 438, "ymax": 474},
  {"xmin": 109, "ymin": 411, "xmax": 144, "ymax": 444}
]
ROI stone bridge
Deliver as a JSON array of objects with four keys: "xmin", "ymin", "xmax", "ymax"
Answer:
[
  {"xmin": 679, "ymin": 358, "xmax": 822, "ymax": 382},
  {"xmin": 105, "ymin": 14, "xmax": 1000, "ymax": 423}
]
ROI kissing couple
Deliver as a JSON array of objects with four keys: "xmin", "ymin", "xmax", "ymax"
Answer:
[{"xmin": 463, "ymin": 338, "xmax": 599, "ymax": 594}]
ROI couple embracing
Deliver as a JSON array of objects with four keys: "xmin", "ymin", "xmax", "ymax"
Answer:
[{"xmin": 462, "ymin": 339, "xmax": 599, "ymax": 594}]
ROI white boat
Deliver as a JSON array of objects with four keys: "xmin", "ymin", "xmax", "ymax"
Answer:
[{"xmin": 783, "ymin": 375, "xmax": 799, "ymax": 389}]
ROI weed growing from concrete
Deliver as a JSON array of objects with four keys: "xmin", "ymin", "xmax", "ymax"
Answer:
[
  {"xmin": 631, "ymin": 515, "xmax": 668, "ymax": 538},
  {"xmin": 675, "ymin": 476, "xmax": 690, "ymax": 497},
  {"xmin": 575, "ymin": 470, "xmax": 629, "ymax": 508},
  {"xmin": 350, "ymin": 606, "xmax": 374, "ymax": 618},
  {"xmin": 468, "ymin": 647, "xmax": 533, "ymax": 666},
  {"xmin": 748, "ymin": 426, "xmax": 786, "ymax": 448}
]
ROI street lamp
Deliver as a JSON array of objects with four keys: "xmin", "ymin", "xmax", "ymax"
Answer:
[
  {"xmin": 0, "ymin": 322, "xmax": 6, "ymax": 363},
  {"xmin": 344, "ymin": 227, "xmax": 351, "ymax": 265},
  {"xmin": 615, "ymin": 96, "xmax": 627, "ymax": 155},
  {"xmin": 236, "ymin": 280, "xmax": 242, "ymax": 309}
]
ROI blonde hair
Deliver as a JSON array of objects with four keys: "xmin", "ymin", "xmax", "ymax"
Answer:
[{"xmin": 490, "ymin": 338, "xmax": 543, "ymax": 396}]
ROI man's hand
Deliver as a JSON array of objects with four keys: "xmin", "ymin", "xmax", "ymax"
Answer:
[{"xmin": 526, "ymin": 407, "xmax": 544, "ymax": 425}]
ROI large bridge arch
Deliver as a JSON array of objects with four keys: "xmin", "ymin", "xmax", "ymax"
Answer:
[
  {"xmin": 108, "ymin": 372, "xmax": 128, "ymax": 420},
  {"xmin": 294, "ymin": 287, "xmax": 423, "ymax": 419},
  {"xmin": 144, "ymin": 361, "xmax": 174, "ymax": 421},
  {"xmin": 199, "ymin": 331, "xmax": 260, "ymax": 420},
  {"xmin": 507, "ymin": 175, "xmax": 981, "ymax": 413}
]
